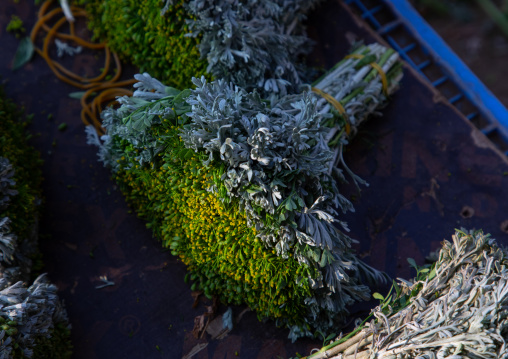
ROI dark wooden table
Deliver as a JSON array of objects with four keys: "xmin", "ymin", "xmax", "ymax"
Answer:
[{"xmin": 1, "ymin": 1, "xmax": 508, "ymax": 358}]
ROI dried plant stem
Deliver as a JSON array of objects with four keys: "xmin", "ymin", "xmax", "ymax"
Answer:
[
  {"xmin": 475, "ymin": 0, "xmax": 508, "ymax": 38},
  {"xmin": 310, "ymin": 329, "xmax": 370, "ymax": 359}
]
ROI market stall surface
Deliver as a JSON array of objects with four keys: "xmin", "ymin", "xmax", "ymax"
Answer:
[{"xmin": 2, "ymin": 1, "xmax": 508, "ymax": 358}]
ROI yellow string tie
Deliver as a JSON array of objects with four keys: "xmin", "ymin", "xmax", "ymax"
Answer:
[
  {"xmin": 311, "ymin": 87, "xmax": 351, "ymax": 136},
  {"xmin": 345, "ymin": 53, "xmax": 389, "ymax": 95}
]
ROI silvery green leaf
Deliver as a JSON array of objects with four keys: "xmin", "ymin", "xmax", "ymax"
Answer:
[
  {"xmin": 165, "ymin": 86, "xmax": 181, "ymax": 96},
  {"xmin": 12, "ymin": 37, "xmax": 34, "ymax": 71},
  {"xmin": 134, "ymin": 72, "xmax": 167, "ymax": 94},
  {"xmin": 185, "ymin": 0, "xmax": 321, "ymax": 95},
  {"xmin": 174, "ymin": 89, "xmax": 191, "ymax": 104},
  {"xmin": 143, "ymin": 114, "xmax": 155, "ymax": 128},
  {"xmin": 222, "ymin": 307, "xmax": 233, "ymax": 331},
  {"xmin": 407, "ymin": 258, "xmax": 417, "ymax": 269},
  {"xmin": 68, "ymin": 91, "xmax": 89, "ymax": 99},
  {"xmin": 219, "ymin": 99, "xmax": 226, "ymax": 111}
]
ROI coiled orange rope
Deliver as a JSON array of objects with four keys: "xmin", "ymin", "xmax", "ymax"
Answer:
[{"xmin": 30, "ymin": 0, "xmax": 136, "ymax": 134}]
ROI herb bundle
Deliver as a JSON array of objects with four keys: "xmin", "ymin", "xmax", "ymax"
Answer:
[
  {"xmin": 88, "ymin": 44, "xmax": 402, "ymax": 340},
  {"xmin": 0, "ymin": 90, "xmax": 72, "ymax": 358},
  {"xmin": 186, "ymin": 0, "xmax": 321, "ymax": 94},
  {"xmin": 306, "ymin": 229, "xmax": 508, "ymax": 359},
  {"xmin": 77, "ymin": 0, "xmax": 320, "ymax": 92}
]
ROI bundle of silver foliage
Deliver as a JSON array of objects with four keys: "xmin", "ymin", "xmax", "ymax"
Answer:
[
  {"xmin": 0, "ymin": 157, "xmax": 70, "ymax": 359},
  {"xmin": 88, "ymin": 43, "xmax": 401, "ymax": 339},
  {"xmin": 309, "ymin": 229, "xmax": 508, "ymax": 359},
  {"xmin": 185, "ymin": 0, "xmax": 321, "ymax": 95}
]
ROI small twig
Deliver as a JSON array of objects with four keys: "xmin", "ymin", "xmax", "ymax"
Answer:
[
  {"xmin": 95, "ymin": 275, "xmax": 115, "ymax": 289},
  {"xmin": 59, "ymin": 0, "xmax": 75, "ymax": 22},
  {"xmin": 475, "ymin": 0, "xmax": 508, "ymax": 38},
  {"xmin": 310, "ymin": 329, "xmax": 370, "ymax": 359}
]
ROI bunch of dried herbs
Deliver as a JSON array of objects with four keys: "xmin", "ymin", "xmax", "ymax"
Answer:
[
  {"xmin": 306, "ymin": 229, "xmax": 508, "ymax": 359},
  {"xmin": 0, "ymin": 89, "xmax": 72, "ymax": 359},
  {"xmin": 186, "ymin": 0, "xmax": 321, "ymax": 94},
  {"xmin": 76, "ymin": 0, "xmax": 319, "ymax": 92},
  {"xmin": 88, "ymin": 43, "xmax": 402, "ymax": 340}
]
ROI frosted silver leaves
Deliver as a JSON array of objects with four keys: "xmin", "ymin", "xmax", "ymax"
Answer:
[{"xmin": 186, "ymin": 0, "xmax": 321, "ymax": 95}]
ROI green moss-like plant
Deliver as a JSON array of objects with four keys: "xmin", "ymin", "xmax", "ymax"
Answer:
[
  {"xmin": 6, "ymin": 15, "xmax": 26, "ymax": 38},
  {"xmin": 111, "ymin": 124, "xmax": 318, "ymax": 325},
  {"xmin": 0, "ymin": 88, "xmax": 72, "ymax": 359},
  {"xmin": 0, "ymin": 93, "xmax": 41, "ymax": 244},
  {"xmin": 78, "ymin": 0, "xmax": 207, "ymax": 89}
]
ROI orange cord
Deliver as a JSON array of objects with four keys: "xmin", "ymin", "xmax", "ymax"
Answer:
[{"xmin": 31, "ymin": 0, "xmax": 136, "ymax": 134}]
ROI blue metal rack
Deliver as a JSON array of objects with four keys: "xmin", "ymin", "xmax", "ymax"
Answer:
[{"xmin": 343, "ymin": 0, "xmax": 508, "ymax": 154}]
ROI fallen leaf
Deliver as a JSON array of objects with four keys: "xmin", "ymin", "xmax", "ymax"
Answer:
[
  {"xmin": 12, "ymin": 37, "xmax": 34, "ymax": 70},
  {"xmin": 205, "ymin": 315, "xmax": 224, "ymax": 340},
  {"xmin": 206, "ymin": 307, "xmax": 233, "ymax": 340},
  {"xmin": 69, "ymin": 91, "xmax": 95, "ymax": 99},
  {"xmin": 192, "ymin": 314, "xmax": 206, "ymax": 338}
]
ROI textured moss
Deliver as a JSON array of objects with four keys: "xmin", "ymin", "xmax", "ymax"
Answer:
[
  {"xmin": 30, "ymin": 323, "xmax": 73, "ymax": 359},
  {"xmin": 79, "ymin": 0, "xmax": 208, "ymax": 88},
  {"xmin": 110, "ymin": 118, "xmax": 319, "ymax": 328},
  {"xmin": 0, "ymin": 89, "xmax": 41, "ymax": 242}
]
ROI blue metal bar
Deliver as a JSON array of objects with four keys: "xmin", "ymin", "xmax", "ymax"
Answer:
[
  {"xmin": 466, "ymin": 112, "xmax": 478, "ymax": 120},
  {"xmin": 366, "ymin": 5, "xmax": 384, "ymax": 16},
  {"xmin": 386, "ymin": 37, "xmax": 419, "ymax": 69},
  {"xmin": 448, "ymin": 94, "xmax": 463, "ymax": 104},
  {"xmin": 384, "ymin": 0, "xmax": 508, "ymax": 139},
  {"xmin": 350, "ymin": 0, "xmax": 382, "ymax": 29},
  {"xmin": 482, "ymin": 124, "xmax": 496, "ymax": 135},
  {"xmin": 377, "ymin": 20, "xmax": 401, "ymax": 35},
  {"xmin": 417, "ymin": 60, "xmax": 431, "ymax": 70},
  {"xmin": 401, "ymin": 43, "xmax": 416, "ymax": 53},
  {"xmin": 432, "ymin": 76, "xmax": 448, "ymax": 87}
]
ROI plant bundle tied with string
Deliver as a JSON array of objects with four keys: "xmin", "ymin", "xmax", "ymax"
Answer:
[
  {"xmin": 306, "ymin": 229, "xmax": 508, "ymax": 359},
  {"xmin": 76, "ymin": 0, "xmax": 321, "ymax": 93},
  {"xmin": 0, "ymin": 89, "xmax": 72, "ymax": 359},
  {"xmin": 87, "ymin": 43, "xmax": 403, "ymax": 340}
]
